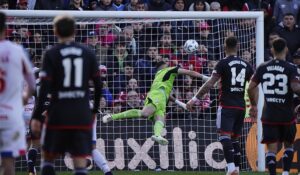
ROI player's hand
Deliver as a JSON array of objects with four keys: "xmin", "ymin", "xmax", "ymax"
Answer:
[
  {"xmin": 186, "ymin": 99, "xmax": 195, "ymax": 111},
  {"xmin": 249, "ymin": 105, "xmax": 257, "ymax": 120},
  {"xmin": 30, "ymin": 119, "xmax": 42, "ymax": 138},
  {"xmin": 22, "ymin": 91, "xmax": 30, "ymax": 105}
]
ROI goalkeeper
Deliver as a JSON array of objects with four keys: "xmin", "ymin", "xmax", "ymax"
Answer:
[{"xmin": 103, "ymin": 61, "xmax": 208, "ymax": 145}]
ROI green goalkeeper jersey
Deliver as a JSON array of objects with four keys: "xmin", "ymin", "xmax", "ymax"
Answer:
[{"xmin": 149, "ymin": 66, "xmax": 179, "ymax": 98}]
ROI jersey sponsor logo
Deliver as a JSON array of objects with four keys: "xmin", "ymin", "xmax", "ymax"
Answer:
[
  {"xmin": 230, "ymin": 87, "xmax": 244, "ymax": 92},
  {"xmin": 265, "ymin": 97, "xmax": 286, "ymax": 103},
  {"xmin": 58, "ymin": 90, "xmax": 85, "ymax": 99}
]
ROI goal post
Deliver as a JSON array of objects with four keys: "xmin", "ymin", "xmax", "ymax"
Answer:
[{"xmin": 3, "ymin": 10, "xmax": 264, "ymax": 172}]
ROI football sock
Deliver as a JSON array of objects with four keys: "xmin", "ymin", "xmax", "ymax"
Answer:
[
  {"xmin": 92, "ymin": 149, "xmax": 111, "ymax": 173},
  {"xmin": 232, "ymin": 139, "xmax": 241, "ymax": 169},
  {"xmin": 282, "ymin": 148, "xmax": 294, "ymax": 173},
  {"xmin": 105, "ymin": 172, "xmax": 113, "ymax": 175},
  {"xmin": 74, "ymin": 168, "xmax": 87, "ymax": 175},
  {"xmin": 266, "ymin": 152, "xmax": 276, "ymax": 175},
  {"xmin": 41, "ymin": 161, "xmax": 55, "ymax": 175},
  {"xmin": 112, "ymin": 109, "xmax": 141, "ymax": 120},
  {"xmin": 154, "ymin": 121, "xmax": 164, "ymax": 137},
  {"xmin": 219, "ymin": 135, "xmax": 235, "ymax": 172},
  {"xmin": 27, "ymin": 148, "xmax": 38, "ymax": 173}
]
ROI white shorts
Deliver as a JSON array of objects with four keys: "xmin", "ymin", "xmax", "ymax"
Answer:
[
  {"xmin": 0, "ymin": 124, "xmax": 26, "ymax": 158},
  {"xmin": 92, "ymin": 117, "xmax": 97, "ymax": 144}
]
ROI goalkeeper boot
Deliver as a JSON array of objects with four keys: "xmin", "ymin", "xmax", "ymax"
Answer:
[
  {"xmin": 102, "ymin": 114, "xmax": 112, "ymax": 123},
  {"xmin": 151, "ymin": 135, "xmax": 169, "ymax": 145}
]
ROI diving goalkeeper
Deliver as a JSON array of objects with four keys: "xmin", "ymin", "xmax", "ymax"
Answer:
[{"xmin": 102, "ymin": 61, "xmax": 208, "ymax": 145}]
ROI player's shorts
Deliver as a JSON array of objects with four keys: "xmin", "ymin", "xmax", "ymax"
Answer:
[
  {"xmin": 42, "ymin": 128, "xmax": 92, "ymax": 157},
  {"xmin": 144, "ymin": 88, "xmax": 167, "ymax": 121},
  {"xmin": 216, "ymin": 107, "xmax": 245, "ymax": 138},
  {"xmin": 261, "ymin": 123, "xmax": 297, "ymax": 144},
  {"xmin": 0, "ymin": 124, "xmax": 26, "ymax": 158}
]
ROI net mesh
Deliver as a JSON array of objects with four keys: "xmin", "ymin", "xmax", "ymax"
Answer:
[{"xmin": 8, "ymin": 15, "xmax": 257, "ymax": 172}]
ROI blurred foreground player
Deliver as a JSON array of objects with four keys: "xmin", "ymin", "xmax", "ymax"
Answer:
[
  {"xmin": 31, "ymin": 14, "xmax": 102, "ymax": 175},
  {"xmin": 248, "ymin": 38, "xmax": 300, "ymax": 175},
  {"xmin": 0, "ymin": 11, "xmax": 35, "ymax": 175}
]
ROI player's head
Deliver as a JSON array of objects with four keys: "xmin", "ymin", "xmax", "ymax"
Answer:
[
  {"xmin": 156, "ymin": 61, "xmax": 168, "ymax": 70},
  {"xmin": 0, "ymin": 12, "xmax": 6, "ymax": 35},
  {"xmin": 53, "ymin": 14, "xmax": 76, "ymax": 39},
  {"xmin": 271, "ymin": 38, "xmax": 288, "ymax": 58},
  {"xmin": 224, "ymin": 36, "xmax": 238, "ymax": 53}
]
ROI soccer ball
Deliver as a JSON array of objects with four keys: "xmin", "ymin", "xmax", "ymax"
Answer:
[{"xmin": 183, "ymin": 39, "xmax": 199, "ymax": 53}]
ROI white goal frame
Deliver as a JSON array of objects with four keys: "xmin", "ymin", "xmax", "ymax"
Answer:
[{"xmin": 3, "ymin": 10, "xmax": 265, "ymax": 172}]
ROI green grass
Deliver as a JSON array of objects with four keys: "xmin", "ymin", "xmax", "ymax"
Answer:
[{"xmin": 15, "ymin": 171, "xmax": 299, "ymax": 175}]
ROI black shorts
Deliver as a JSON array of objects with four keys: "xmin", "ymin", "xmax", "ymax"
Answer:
[
  {"xmin": 261, "ymin": 123, "xmax": 297, "ymax": 144},
  {"xmin": 42, "ymin": 128, "xmax": 92, "ymax": 157},
  {"xmin": 216, "ymin": 107, "xmax": 245, "ymax": 137}
]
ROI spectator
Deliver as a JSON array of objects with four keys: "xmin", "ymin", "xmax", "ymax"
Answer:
[
  {"xmin": 0, "ymin": 0, "xmax": 9, "ymax": 9},
  {"xmin": 262, "ymin": 1, "xmax": 276, "ymax": 47},
  {"xmin": 136, "ymin": 0, "xmax": 148, "ymax": 10},
  {"xmin": 124, "ymin": 0, "xmax": 138, "ymax": 10},
  {"xmin": 99, "ymin": 65, "xmax": 114, "ymax": 106},
  {"xmin": 158, "ymin": 33, "xmax": 174, "ymax": 55},
  {"xmin": 34, "ymin": 0, "xmax": 64, "ymax": 9},
  {"xmin": 273, "ymin": 0, "xmax": 300, "ymax": 25},
  {"xmin": 274, "ymin": 13, "xmax": 300, "ymax": 57},
  {"xmin": 113, "ymin": 0, "xmax": 125, "ymax": 10},
  {"xmin": 112, "ymin": 100, "xmax": 123, "ymax": 113},
  {"xmin": 106, "ymin": 36, "xmax": 133, "ymax": 77},
  {"xmin": 209, "ymin": 1, "xmax": 221, "ymax": 11},
  {"xmin": 264, "ymin": 32, "xmax": 280, "ymax": 61},
  {"xmin": 17, "ymin": 0, "xmax": 28, "ymax": 9},
  {"xmin": 29, "ymin": 30, "xmax": 44, "ymax": 63},
  {"xmin": 171, "ymin": 0, "xmax": 187, "ymax": 11},
  {"xmin": 113, "ymin": 61, "xmax": 137, "ymax": 96},
  {"xmin": 86, "ymin": 30, "xmax": 103, "ymax": 62},
  {"xmin": 189, "ymin": 0, "xmax": 210, "ymax": 11},
  {"xmin": 127, "ymin": 78, "xmax": 140, "ymax": 92},
  {"xmin": 100, "ymin": 97, "xmax": 111, "ymax": 113},
  {"xmin": 122, "ymin": 90, "xmax": 142, "ymax": 111},
  {"xmin": 96, "ymin": 0, "xmax": 115, "ymax": 10},
  {"xmin": 122, "ymin": 25, "xmax": 139, "ymax": 55},
  {"xmin": 87, "ymin": 0, "xmax": 98, "ymax": 10},
  {"xmin": 147, "ymin": 0, "xmax": 171, "ymax": 11},
  {"xmin": 67, "ymin": 0, "xmax": 85, "ymax": 10},
  {"xmin": 222, "ymin": 0, "xmax": 245, "ymax": 11},
  {"xmin": 134, "ymin": 45, "xmax": 158, "ymax": 92}
]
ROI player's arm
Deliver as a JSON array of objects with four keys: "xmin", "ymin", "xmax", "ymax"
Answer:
[
  {"xmin": 177, "ymin": 68, "xmax": 209, "ymax": 82},
  {"xmin": 169, "ymin": 94, "xmax": 187, "ymax": 110},
  {"xmin": 22, "ymin": 51, "xmax": 36, "ymax": 103},
  {"xmin": 186, "ymin": 74, "xmax": 220, "ymax": 111},
  {"xmin": 247, "ymin": 76, "xmax": 259, "ymax": 119},
  {"xmin": 31, "ymin": 52, "xmax": 52, "ymax": 137},
  {"xmin": 90, "ymin": 52, "xmax": 102, "ymax": 114}
]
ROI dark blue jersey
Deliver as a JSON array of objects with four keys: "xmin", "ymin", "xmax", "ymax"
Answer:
[
  {"xmin": 213, "ymin": 55, "xmax": 254, "ymax": 110},
  {"xmin": 252, "ymin": 59, "xmax": 300, "ymax": 124}
]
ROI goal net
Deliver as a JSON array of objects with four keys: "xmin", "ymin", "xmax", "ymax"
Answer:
[{"xmin": 5, "ymin": 11, "xmax": 264, "ymax": 172}]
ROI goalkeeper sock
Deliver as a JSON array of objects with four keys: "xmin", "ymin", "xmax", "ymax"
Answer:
[
  {"xmin": 92, "ymin": 149, "xmax": 111, "ymax": 173},
  {"xmin": 27, "ymin": 148, "xmax": 38, "ymax": 173},
  {"xmin": 154, "ymin": 121, "xmax": 164, "ymax": 137},
  {"xmin": 266, "ymin": 152, "xmax": 276, "ymax": 175},
  {"xmin": 112, "ymin": 109, "xmax": 141, "ymax": 120},
  {"xmin": 282, "ymin": 148, "xmax": 294, "ymax": 173}
]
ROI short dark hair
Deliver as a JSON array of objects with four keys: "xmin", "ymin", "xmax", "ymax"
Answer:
[
  {"xmin": 53, "ymin": 15, "xmax": 75, "ymax": 38},
  {"xmin": 156, "ymin": 61, "xmax": 166, "ymax": 69},
  {"xmin": 0, "ymin": 12, "xmax": 6, "ymax": 34},
  {"xmin": 272, "ymin": 38, "xmax": 287, "ymax": 53},
  {"xmin": 283, "ymin": 13, "xmax": 295, "ymax": 17},
  {"xmin": 225, "ymin": 36, "xmax": 238, "ymax": 50}
]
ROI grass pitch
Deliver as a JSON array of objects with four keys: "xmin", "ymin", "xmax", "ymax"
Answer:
[{"xmin": 16, "ymin": 171, "xmax": 299, "ymax": 175}]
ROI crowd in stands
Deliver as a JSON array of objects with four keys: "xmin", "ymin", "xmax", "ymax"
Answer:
[{"xmin": 1, "ymin": 0, "xmax": 300, "ymax": 119}]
